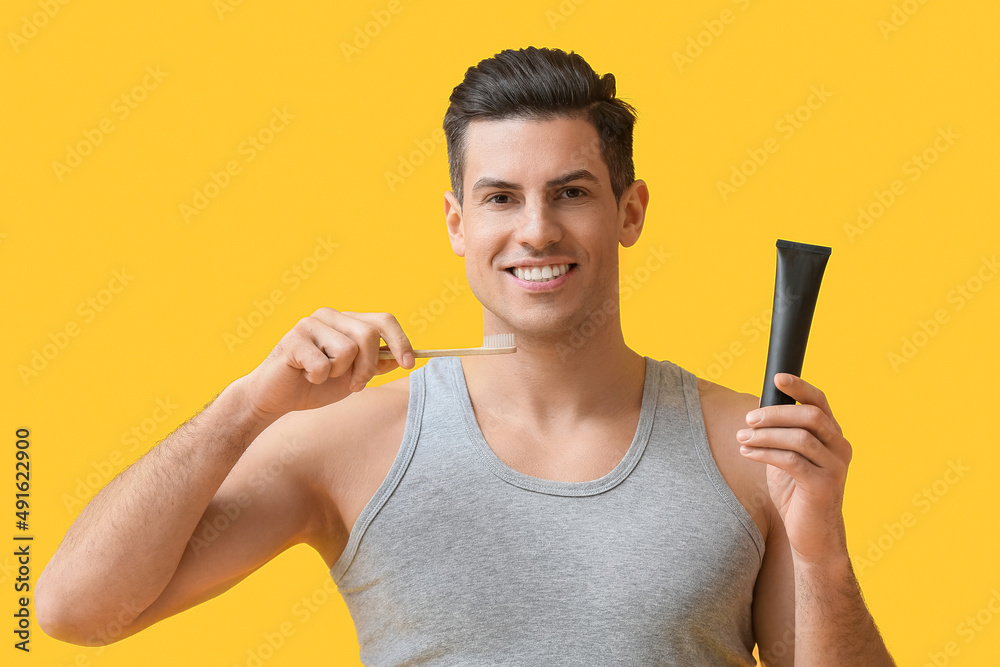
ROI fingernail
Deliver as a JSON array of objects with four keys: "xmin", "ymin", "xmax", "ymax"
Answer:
[
  {"xmin": 777, "ymin": 373, "xmax": 791, "ymax": 387},
  {"xmin": 403, "ymin": 351, "xmax": 414, "ymax": 367},
  {"xmin": 747, "ymin": 410, "xmax": 763, "ymax": 425},
  {"xmin": 737, "ymin": 429, "xmax": 752, "ymax": 442}
]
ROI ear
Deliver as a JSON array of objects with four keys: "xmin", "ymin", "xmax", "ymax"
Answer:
[
  {"xmin": 618, "ymin": 179, "xmax": 649, "ymax": 248},
  {"xmin": 444, "ymin": 190, "xmax": 465, "ymax": 257}
]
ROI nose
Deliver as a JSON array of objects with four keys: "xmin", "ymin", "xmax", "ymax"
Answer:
[{"xmin": 514, "ymin": 197, "xmax": 562, "ymax": 250}]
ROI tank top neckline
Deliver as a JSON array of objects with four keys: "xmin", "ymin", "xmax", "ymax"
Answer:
[{"xmin": 443, "ymin": 355, "xmax": 660, "ymax": 497}]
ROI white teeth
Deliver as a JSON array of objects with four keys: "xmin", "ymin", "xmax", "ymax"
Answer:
[{"xmin": 512, "ymin": 264, "xmax": 570, "ymax": 282}]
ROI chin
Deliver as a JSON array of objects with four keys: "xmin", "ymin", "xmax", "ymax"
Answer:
[{"xmin": 485, "ymin": 306, "xmax": 583, "ymax": 340}]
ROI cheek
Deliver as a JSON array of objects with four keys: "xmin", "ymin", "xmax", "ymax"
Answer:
[
  {"xmin": 464, "ymin": 227, "xmax": 504, "ymax": 263},
  {"xmin": 461, "ymin": 237, "xmax": 497, "ymax": 286},
  {"xmin": 462, "ymin": 257, "xmax": 493, "ymax": 308},
  {"xmin": 581, "ymin": 226, "xmax": 621, "ymax": 260}
]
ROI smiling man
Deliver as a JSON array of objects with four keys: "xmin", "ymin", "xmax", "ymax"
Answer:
[{"xmin": 37, "ymin": 47, "xmax": 895, "ymax": 665}]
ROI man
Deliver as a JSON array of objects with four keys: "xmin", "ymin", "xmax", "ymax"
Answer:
[{"xmin": 37, "ymin": 47, "xmax": 895, "ymax": 665}]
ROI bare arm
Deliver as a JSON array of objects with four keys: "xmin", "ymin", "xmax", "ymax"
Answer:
[
  {"xmin": 744, "ymin": 373, "xmax": 895, "ymax": 666},
  {"xmin": 792, "ymin": 555, "xmax": 893, "ymax": 664},
  {"xmin": 35, "ymin": 309, "xmax": 414, "ymax": 645},
  {"xmin": 36, "ymin": 380, "xmax": 276, "ymax": 644}
]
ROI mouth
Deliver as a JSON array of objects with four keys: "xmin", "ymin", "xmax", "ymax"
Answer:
[{"xmin": 506, "ymin": 263, "xmax": 574, "ymax": 283}]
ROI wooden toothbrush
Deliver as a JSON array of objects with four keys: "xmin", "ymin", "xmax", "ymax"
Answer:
[{"xmin": 377, "ymin": 333, "xmax": 516, "ymax": 359}]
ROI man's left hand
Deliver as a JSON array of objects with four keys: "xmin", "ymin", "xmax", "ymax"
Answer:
[{"xmin": 737, "ymin": 372, "xmax": 853, "ymax": 564}]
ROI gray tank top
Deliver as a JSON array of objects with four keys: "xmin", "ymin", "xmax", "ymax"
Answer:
[{"xmin": 332, "ymin": 356, "xmax": 764, "ymax": 666}]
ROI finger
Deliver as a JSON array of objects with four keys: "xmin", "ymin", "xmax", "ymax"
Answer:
[
  {"xmin": 740, "ymin": 444, "xmax": 846, "ymax": 501},
  {"xmin": 771, "ymin": 374, "xmax": 840, "ymax": 432},
  {"xmin": 296, "ymin": 346, "xmax": 333, "ymax": 385},
  {"xmin": 736, "ymin": 425, "xmax": 832, "ymax": 468},
  {"xmin": 291, "ymin": 318, "xmax": 359, "ymax": 381},
  {"xmin": 342, "ymin": 311, "xmax": 415, "ymax": 371},
  {"xmin": 739, "ymin": 445, "xmax": 818, "ymax": 479},
  {"xmin": 284, "ymin": 327, "xmax": 336, "ymax": 384},
  {"xmin": 306, "ymin": 309, "xmax": 382, "ymax": 390},
  {"xmin": 745, "ymin": 402, "xmax": 841, "ymax": 452},
  {"xmin": 309, "ymin": 309, "xmax": 412, "ymax": 391},
  {"xmin": 335, "ymin": 311, "xmax": 415, "ymax": 385}
]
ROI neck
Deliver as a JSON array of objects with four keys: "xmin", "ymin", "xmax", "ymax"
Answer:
[{"xmin": 461, "ymin": 308, "xmax": 646, "ymax": 426}]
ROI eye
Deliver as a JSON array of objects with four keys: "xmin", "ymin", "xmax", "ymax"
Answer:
[
  {"xmin": 562, "ymin": 187, "xmax": 586, "ymax": 198},
  {"xmin": 487, "ymin": 193, "xmax": 512, "ymax": 205}
]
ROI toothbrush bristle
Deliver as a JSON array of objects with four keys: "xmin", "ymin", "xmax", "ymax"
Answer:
[{"xmin": 482, "ymin": 333, "xmax": 516, "ymax": 349}]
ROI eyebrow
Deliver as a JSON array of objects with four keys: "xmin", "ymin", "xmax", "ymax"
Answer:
[{"xmin": 470, "ymin": 169, "xmax": 601, "ymax": 193}]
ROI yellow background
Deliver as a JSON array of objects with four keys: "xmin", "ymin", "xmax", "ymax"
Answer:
[{"xmin": 2, "ymin": 0, "xmax": 998, "ymax": 664}]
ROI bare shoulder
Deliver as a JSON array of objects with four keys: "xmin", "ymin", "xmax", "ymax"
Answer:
[
  {"xmin": 692, "ymin": 375, "xmax": 796, "ymax": 660},
  {"xmin": 279, "ymin": 374, "xmax": 411, "ymax": 566},
  {"xmin": 694, "ymin": 375, "xmax": 773, "ymax": 540}
]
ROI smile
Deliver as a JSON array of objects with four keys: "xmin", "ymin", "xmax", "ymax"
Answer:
[{"xmin": 508, "ymin": 264, "xmax": 572, "ymax": 283}]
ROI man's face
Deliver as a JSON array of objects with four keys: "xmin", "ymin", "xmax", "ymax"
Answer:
[{"xmin": 443, "ymin": 116, "xmax": 646, "ymax": 343}]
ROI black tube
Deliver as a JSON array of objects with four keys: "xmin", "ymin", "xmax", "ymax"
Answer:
[{"xmin": 760, "ymin": 239, "xmax": 831, "ymax": 408}]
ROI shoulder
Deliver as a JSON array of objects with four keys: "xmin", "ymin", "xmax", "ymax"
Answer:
[
  {"xmin": 274, "ymin": 373, "xmax": 412, "ymax": 565},
  {"xmin": 691, "ymin": 375, "xmax": 798, "ymax": 661},
  {"xmin": 275, "ymin": 373, "xmax": 411, "ymax": 466},
  {"xmin": 691, "ymin": 372, "xmax": 775, "ymax": 541},
  {"xmin": 296, "ymin": 374, "xmax": 411, "ymax": 445}
]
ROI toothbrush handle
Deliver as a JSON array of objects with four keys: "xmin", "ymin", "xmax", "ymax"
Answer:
[{"xmin": 377, "ymin": 347, "xmax": 516, "ymax": 360}]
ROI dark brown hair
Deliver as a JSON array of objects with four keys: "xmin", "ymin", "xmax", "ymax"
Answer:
[{"xmin": 443, "ymin": 47, "xmax": 637, "ymax": 206}]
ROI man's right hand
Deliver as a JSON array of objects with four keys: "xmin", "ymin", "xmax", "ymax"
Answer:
[
  {"xmin": 241, "ymin": 308, "xmax": 415, "ymax": 420},
  {"xmin": 37, "ymin": 307, "xmax": 416, "ymax": 646}
]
